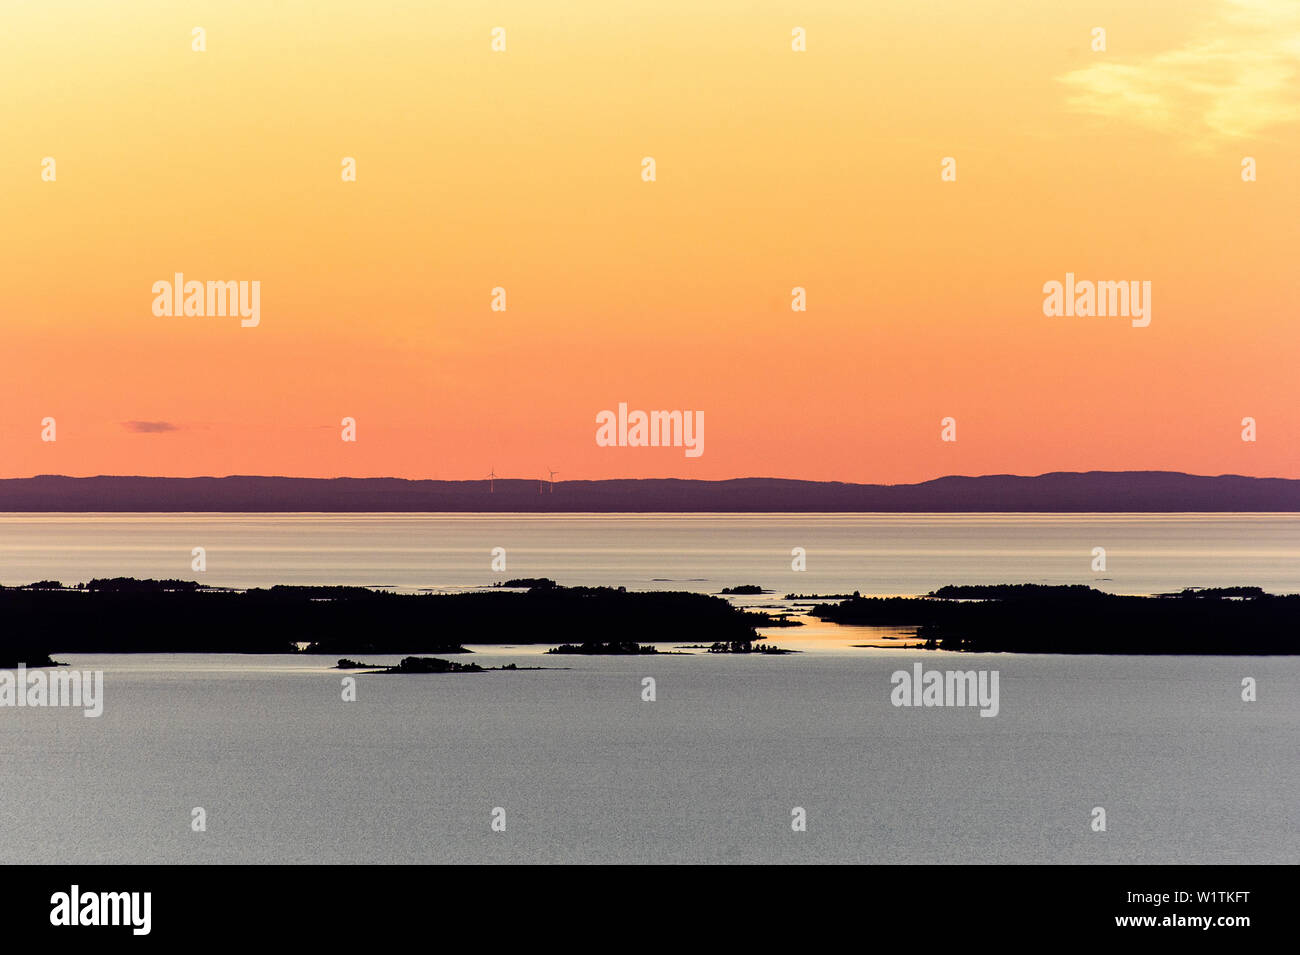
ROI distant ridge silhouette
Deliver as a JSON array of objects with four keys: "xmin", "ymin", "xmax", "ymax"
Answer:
[{"xmin": 1, "ymin": 471, "xmax": 1297, "ymax": 512}]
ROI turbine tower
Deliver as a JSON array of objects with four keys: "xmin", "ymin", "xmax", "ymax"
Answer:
[
  {"xmin": 547, "ymin": 468, "xmax": 559, "ymax": 493},
  {"xmin": 487, "ymin": 467, "xmax": 497, "ymax": 493}
]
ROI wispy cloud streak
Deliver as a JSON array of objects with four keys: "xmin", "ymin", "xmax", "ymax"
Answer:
[{"xmin": 1059, "ymin": 0, "xmax": 1300, "ymax": 141}]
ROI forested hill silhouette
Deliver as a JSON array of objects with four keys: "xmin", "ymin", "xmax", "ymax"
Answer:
[{"xmin": 2, "ymin": 471, "xmax": 1297, "ymax": 512}]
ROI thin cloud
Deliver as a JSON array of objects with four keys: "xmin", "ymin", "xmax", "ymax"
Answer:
[
  {"xmin": 1058, "ymin": 0, "xmax": 1300, "ymax": 141},
  {"xmin": 123, "ymin": 421, "xmax": 181, "ymax": 434}
]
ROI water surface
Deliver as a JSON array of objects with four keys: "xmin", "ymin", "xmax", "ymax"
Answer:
[
  {"xmin": 0, "ymin": 650, "xmax": 1292, "ymax": 864},
  {"xmin": 2, "ymin": 512, "xmax": 1296, "ymax": 595},
  {"xmin": 0, "ymin": 513, "xmax": 1294, "ymax": 864}
]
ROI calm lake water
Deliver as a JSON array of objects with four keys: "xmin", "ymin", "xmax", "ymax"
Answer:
[
  {"xmin": 0, "ymin": 513, "xmax": 1296, "ymax": 864},
  {"xmin": 1, "ymin": 651, "xmax": 1294, "ymax": 865},
  {"xmin": 2, "ymin": 512, "xmax": 1298, "ymax": 595}
]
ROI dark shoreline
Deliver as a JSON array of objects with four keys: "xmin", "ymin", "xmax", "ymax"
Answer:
[
  {"xmin": 1, "ymin": 578, "xmax": 1297, "ymax": 659},
  {"xmin": 812, "ymin": 584, "xmax": 1300, "ymax": 654},
  {"xmin": 0, "ymin": 578, "xmax": 768, "ymax": 658}
]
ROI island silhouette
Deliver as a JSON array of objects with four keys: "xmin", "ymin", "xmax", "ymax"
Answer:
[
  {"xmin": 815, "ymin": 584, "xmax": 1300, "ymax": 654},
  {"xmin": 0, "ymin": 578, "xmax": 767, "ymax": 660},
  {"xmin": 1, "ymin": 578, "xmax": 1295, "ymax": 661}
]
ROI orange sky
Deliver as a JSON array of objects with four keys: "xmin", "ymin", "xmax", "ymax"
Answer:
[{"xmin": 1, "ymin": 0, "xmax": 1296, "ymax": 482}]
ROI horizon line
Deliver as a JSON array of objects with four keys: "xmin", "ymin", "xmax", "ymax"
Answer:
[{"xmin": 6, "ymin": 469, "xmax": 1299, "ymax": 485}]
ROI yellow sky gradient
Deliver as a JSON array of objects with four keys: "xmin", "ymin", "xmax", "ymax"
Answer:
[{"xmin": 1, "ymin": 0, "xmax": 1296, "ymax": 482}]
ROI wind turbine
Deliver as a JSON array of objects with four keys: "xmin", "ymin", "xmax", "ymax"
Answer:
[
  {"xmin": 487, "ymin": 467, "xmax": 497, "ymax": 493},
  {"xmin": 547, "ymin": 468, "xmax": 559, "ymax": 493}
]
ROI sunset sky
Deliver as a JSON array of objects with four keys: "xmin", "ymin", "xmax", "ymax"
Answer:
[{"xmin": 1, "ymin": 0, "xmax": 1296, "ymax": 482}]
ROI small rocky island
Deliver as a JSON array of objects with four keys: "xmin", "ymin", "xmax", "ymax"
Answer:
[
  {"xmin": 335, "ymin": 656, "xmax": 537, "ymax": 673},
  {"xmin": 546, "ymin": 641, "xmax": 661, "ymax": 655},
  {"xmin": 337, "ymin": 656, "xmax": 483, "ymax": 673},
  {"xmin": 707, "ymin": 641, "xmax": 796, "ymax": 654}
]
